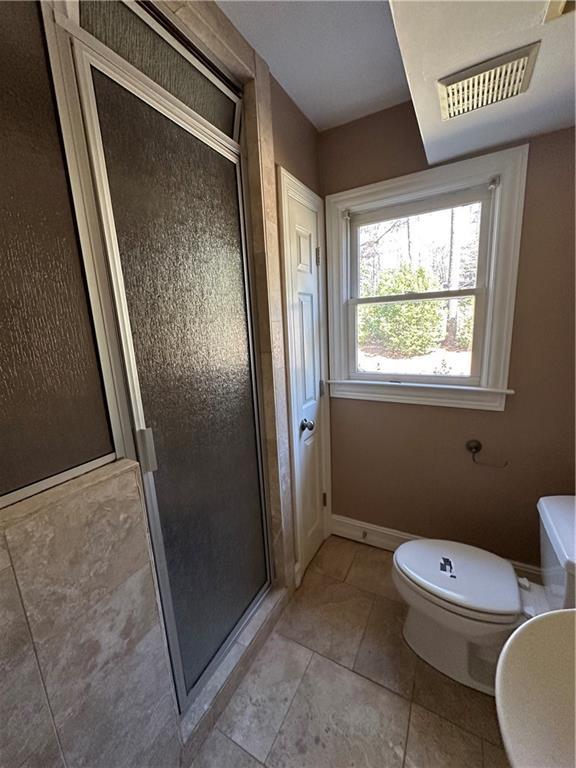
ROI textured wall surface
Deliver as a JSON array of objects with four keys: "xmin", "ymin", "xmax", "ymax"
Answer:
[
  {"xmin": 319, "ymin": 106, "xmax": 575, "ymax": 565},
  {"xmin": 0, "ymin": 461, "xmax": 181, "ymax": 768},
  {"xmin": 0, "ymin": 1, "xmax": 112, "ymax": 496}
]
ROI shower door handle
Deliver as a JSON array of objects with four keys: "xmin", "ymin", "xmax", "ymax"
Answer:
[{"xmin": 134, "ymin": 427, "xmax": 158, "ymax": 473}]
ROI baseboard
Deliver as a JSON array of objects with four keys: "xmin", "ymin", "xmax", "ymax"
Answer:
[
  {"xmin": 331, "ymin": 513, "xmax": 418, "ymax": 551},
  {"xmin": 511, "ymin": 560, "xmax": 542, "ymax": 582},
  {"xmin": 330, "ymin": 514, "xmax": 542, "ymax": 581}
]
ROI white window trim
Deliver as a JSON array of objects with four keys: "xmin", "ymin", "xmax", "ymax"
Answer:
[{"xmin": 326, "ymin": 145, "xmax": 529, "ymax": 411}]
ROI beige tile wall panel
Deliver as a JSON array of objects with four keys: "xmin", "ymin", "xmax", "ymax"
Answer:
[
  {"xmin": 0, "ymin": 567, "xmax": 64, "ymax": 768},
  {"xmin": 2, "ymin": 460, "xmax": 180, "ymax": 768}
]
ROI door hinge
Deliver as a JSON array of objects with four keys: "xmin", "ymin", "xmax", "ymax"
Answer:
[
  {"xmin": 319, "ymin": 379, "xmax": 325, "ymax": 397},
  {"xmin": 315, "ymin": 246, "xmax": 320, "ymax": 266},
  {"xmin": 322, "ymin": 492, "xmax": 327, "ymax": 507},
  {"xmin": 134, "ymin": 427, "xmax": 158, "ymax": 473}
]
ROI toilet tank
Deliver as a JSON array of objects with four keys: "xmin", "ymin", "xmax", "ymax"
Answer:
[{"xmin": 538, "ymin": 496, "xmax": 575, "ymax": 610}]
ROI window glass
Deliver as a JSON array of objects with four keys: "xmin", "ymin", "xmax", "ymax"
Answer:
[
  {"xmin": 355, "ymin": 200, "xmax": 482, "ymax": 380},
  {"xmin": 358, "ymin": 202, "xmax": 482, "ymax": 298},
  {"xmin": 357, "ymin": 296, "xmax": 475, "ymax": 377}
]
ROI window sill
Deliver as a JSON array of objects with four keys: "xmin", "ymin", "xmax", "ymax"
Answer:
[{"xmin": 327, "ymin": 380, "xmax": 514, "ymax": 411}]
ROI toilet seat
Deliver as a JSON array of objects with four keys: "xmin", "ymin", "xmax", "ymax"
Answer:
[
  {"xmin": 394, "ymin": 539, "xmax": 521, "ymax": 624},
  {"xmin": 393, "ymin": 565, "xmax": 520, "ymax": 625}
]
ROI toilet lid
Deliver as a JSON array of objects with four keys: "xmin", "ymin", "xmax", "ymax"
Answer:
[{"xmin": 394, "ymin": 539, "xmax": 521, "ymax": 616}]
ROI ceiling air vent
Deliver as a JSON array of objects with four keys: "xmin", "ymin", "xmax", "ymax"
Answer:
[{"xmin": 437, "ymin": 42, "xmax": 541, "ymax": 120}]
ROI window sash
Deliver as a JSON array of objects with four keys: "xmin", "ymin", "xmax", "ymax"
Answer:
[
  {"xmin": 349, "ymin": 183, "xmax": 491, "ymax": 229},
  {"xmin": 347, "ymin": 185, "xmax": 494, "ymax": 385},
  {"xmin": 347, "ymin": 303, "xmax": 484, "ymax": 386},
  {"xmin": 349, "ymin": 286, "xmax": 478, "ymax": 306}
]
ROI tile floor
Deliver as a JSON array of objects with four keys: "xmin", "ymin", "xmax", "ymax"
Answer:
[{"xmin": 191, "ymin": 537, "xmax": 511, "ymax": 768}]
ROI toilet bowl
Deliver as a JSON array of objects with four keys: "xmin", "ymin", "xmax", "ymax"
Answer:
[{"xmin": 392, "ymin": 496, "xmax": 575, "ymax": 696}]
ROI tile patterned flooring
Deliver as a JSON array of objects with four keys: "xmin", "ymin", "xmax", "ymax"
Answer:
[{"xmin": 191, "ymin": 537, "xmax": 511, "ymax": 768}]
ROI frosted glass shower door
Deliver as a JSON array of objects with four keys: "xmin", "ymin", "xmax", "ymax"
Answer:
[{"xmin": 76, "ymin": 46, "xmax": 269, "ymax": 710}]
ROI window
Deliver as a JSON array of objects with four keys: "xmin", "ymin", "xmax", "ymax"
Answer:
[
  {"xmin": 352, "ymin": 187, "xmax": 490, "ymax": 383},
  {"xmin": 327, "ymin": 146, "xmax": 529, "ymax": 410}
]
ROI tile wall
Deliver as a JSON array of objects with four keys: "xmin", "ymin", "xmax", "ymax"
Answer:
[{"xmin": 0, "ymin": 460, "xmax": 181, "ymax": 768}]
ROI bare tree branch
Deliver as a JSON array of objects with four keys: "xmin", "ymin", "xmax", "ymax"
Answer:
[{"xmin": 361, "ymin": 219, "xmax": 403, "ymax": 249}]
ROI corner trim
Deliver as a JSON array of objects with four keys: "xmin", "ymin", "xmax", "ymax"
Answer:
[{"xmin": 330, "ymin": 513, "xmax": 542, "ymax": 580}]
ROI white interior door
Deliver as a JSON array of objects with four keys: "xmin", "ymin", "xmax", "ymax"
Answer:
[{"xmin": 278, "ymin": 168, "xmax": 330, "ymax": 586}]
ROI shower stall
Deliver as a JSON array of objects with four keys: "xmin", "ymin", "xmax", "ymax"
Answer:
[{"xmin": 45, "ymin": 0, "xmax": 271, "ymax": 712}]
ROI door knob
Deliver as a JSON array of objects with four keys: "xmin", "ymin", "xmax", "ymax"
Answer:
[{"xmin": 300, "ymin": 418, "xmax": 315, "ymax": 432}]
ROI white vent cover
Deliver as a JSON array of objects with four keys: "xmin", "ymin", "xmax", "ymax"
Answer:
[{"xmin": 438, "ymin": 42, "xmax": 540, "ymax": 120}]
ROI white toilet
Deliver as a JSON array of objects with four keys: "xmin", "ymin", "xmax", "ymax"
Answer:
[{"xmin": 392, "ymin": 496, "xmax": 575, "ymax": 696}]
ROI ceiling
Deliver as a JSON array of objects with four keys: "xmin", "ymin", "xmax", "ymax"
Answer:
[
  {"xmin": 217, "ymin": 1, "xmax": 410, "ymax": 131},
  {"xmin": 390, "ymin": 1, "xmax": 576, "ymax": 164}
]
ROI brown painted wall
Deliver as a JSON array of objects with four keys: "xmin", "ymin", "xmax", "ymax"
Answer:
[
  {"xmin": 319, "ymin": 101, "xmax": 427, "ymax": 195},
  {"xmin": 319, "ymin": 103, "xmax": 575, "ymax": 565},
  {"xmin": 270, "ymin": 77, "xmax": 320, "ymax": 194}
]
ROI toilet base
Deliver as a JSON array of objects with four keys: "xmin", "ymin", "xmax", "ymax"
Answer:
[{"xmin": 403, "ymin": 607, "xmax": 510, "ymax": 696}]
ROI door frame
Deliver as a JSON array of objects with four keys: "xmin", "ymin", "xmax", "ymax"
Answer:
[
  {"xmin": 277, "ymin": 167, "xmax": 332, "ymax": 586},
  {"xmin": 42, "ymin": 4, "xmax": 273, "ymax": 714}
]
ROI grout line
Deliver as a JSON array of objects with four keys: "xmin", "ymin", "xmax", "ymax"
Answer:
[
  {"xmin": 274, "ymin": 628, "xmax": 414, "ymax": 704},
  {"xmin": 261, "ymin": 650, "xmax": 316, "ymax": 766},
  {"xmin": 272, "ymin": 631, "xmax": 352, "ymax": 675},
  {"xmin": 214, "ymin": 726, "xmax": 266, "ymax": 766},
  {"xmin": 6, "ymin": 551, "xmax": 69, "ymax": 768},
  {"xmin": 411, "ymin": 661, "xmax": 502, "ymax": 747},
  {"xmin": 280, "ymin": 553, "xmax": 501, "ymax": 751},
  {"xmin": 350, "ymin": 593, "xmax": 376, "ymax": 672},
  {"xmin": 342, "ymin": 539, "xmax": 364, "ymax": 582},
  {"xmin": 401, "ymin": 700, "xmax": 413, "ymax": 768},
  {"xmin": 412, "ymin": 698, "xmax": 500, "ymax": 748},
  {"xmin": 343, "ymin": 544, "xmax": 361, "ymax": 584},
  {"xmin": 287, "ymin": 561, "xmax": 381, "ymax": 605},
  {"xmin": 350, "ymin": 665, "xmax": 414, "ymax": 703}
]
